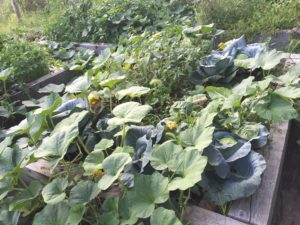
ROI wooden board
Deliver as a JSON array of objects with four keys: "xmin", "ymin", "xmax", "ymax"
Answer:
[
  {"xmin": 228, "ymin": 121, "xmax": 290, "ymax": 225},
  {"xmin": 185, "ymin": 206, "xmax": 247, "ymax": 225},
  {"xmin": 10, "ymin": 70, "xmax": 79, "ymax": 103},
  {"xmin": 73, "ymin": 42, "xmax": 111, "ymax": 55}
]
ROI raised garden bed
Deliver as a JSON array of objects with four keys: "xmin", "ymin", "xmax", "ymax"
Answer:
[{"xmin": 186, "ymin": 121, "xmax": 290, "ymax": 225}]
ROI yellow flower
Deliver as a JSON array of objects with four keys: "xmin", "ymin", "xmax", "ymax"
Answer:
[
  {"xmin": 92, "ymin": 169, "xmax": 105, "ymax": 177},
  {"xmin": 218, "ymin": 42, "xmax": 226, "ymax": 50},
  {"xmin": 88, "ymin": 91, "xmax": 101, "ymax": 107},
  {"xmin": 124, "ymin": 63, "xmax": 131, "ymax": 70},
  {"xmin": 166, "ymin": 121, "xmax": 177, "ymax": 130}
]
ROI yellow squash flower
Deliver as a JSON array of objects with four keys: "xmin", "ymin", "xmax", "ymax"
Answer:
[{"xmin": 166, "ymin": 121, "xmax": 177, "ymax": 130}]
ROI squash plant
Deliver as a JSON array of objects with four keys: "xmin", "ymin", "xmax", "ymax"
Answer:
[{"xmin": 1, "ymin": 33, "xmax": 300, "ymax": 225}]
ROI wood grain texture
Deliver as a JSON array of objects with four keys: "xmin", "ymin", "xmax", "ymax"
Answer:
[
  {"xmin": 228, "ymin": 121, "xmax": 290, "ymax": 225},
  {"xmin": 272, "ymin": 121, "xmax": 300, "ymax": 225},
  {"xmin": 186, "ymin": 206, "xmax": 247, "ymax": 225}
]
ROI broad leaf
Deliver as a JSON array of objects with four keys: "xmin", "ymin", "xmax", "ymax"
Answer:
[
  {"xmin": 180, "ymin": 115, "xmax": 215, "ymax": 152},
  {"xmin": 205, "ymin": 86, "xmax": 232, "ymax": 100},
  {"xmin": 34, "ymin": 111, "xmax": 88, "ymax": 171},
  {"xmin": 100, "ymin": 75, "xmax": 126, "ymax": 88},
  {"xmin": 254, "ymin": 94, "xmax": 298, "ymax": 121},
  {"xmin": 33, "ymin": 202, "xmax": 69, "ymax": 225},
  {"xmin": 116, "ymin": 86, "xmax": 150, "ymax": 100},
  {"xmin": 83, "ymin": 150, "xmax": 105, "ymax": 176},
  {"xmin": 274, "ymin": 86, "xmax": 300, "ymax": 99},
  {"xmin": 65, "ymin": 75, "xmax": 91, "ymax": 93},
  {"xmin": 151, "ymin": 141, "xmax": 183, "ymax": 171},
  {"xmin": 126, "ymin": 172, "xmax": 169, "ymax": 218},
  {"xmin": 98, "ymin": 153, "xmax": 132, "ymax": 190},
  {"xmin": 150, "ymin": 207, "xmax": 182, "ymax": 225},
  {"xmin": 0, "ymin": 147, "xmax": 29, "ymax": 180},
  {"xmin": 168, "ymin": 149, "xmax": 207, "ymax": 191},
  {"xmin": 108, "ymin": 102, "xmax": 152, "ymax": 126},
  {"xmin": 42, "ymin": 177, "xmax": 68, "ymax": 204},
  {"xmin": 94, "ymin": 139, "xmax": 114, "ymax": 151},
  {"xmin": 69, "ymin": 180, "xmax": 101, "ymax": 206},
  {"xmin": 34, "ymin": 93, "xmax": 62, "ymax": 116},
  {"xmin": 235, "ymin": 49, "xmax": 289, "ymax": 70},
  {"xmin": 9, "ymin": 181, "xmax": 42, "ymax": 212},
  {"xmin": 0, "ymin": 68, "xmax": 13, "ymax": 81},
  {"xmin": 0, "ymin": 204, "xmax": 20, "ymax": 225}
]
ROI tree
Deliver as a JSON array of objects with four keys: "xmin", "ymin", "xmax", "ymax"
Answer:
[{"xmin": 11, "ymin": 0, "xmax": 22, "ymax": 22}]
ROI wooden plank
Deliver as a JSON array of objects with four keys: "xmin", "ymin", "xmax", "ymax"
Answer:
[
  {"xmin": 25, "ymin": 159, "xmax": 52, "ymax": 177},
  {"xmin": 185, "ymin": 206, "xmax": 247, "ymax": 225},
  {"xmin": 227, "ymin": 197, "xmax": 251, "ymax": 223},
  {"xmin": 10, "ymin": 70, "xmax": 79, "ymax": 103},
  {"xmin": 250, "ymin": 122, "xmax": 289, "ymax": 225},
  {"xmin": 73, "ymin": 42, "xmax": 111, "ymax": 55},
  {"xmin": 228, "ymin": 121, "xmax": 290, "ymax": 225}
]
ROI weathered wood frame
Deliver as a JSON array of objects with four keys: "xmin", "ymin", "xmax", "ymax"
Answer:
[{"xmin": 186, "ymin": 121, "xmax": 290, "ymax": 225}]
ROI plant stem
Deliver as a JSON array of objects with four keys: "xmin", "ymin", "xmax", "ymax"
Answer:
[
  {"xmin": 179, "ymin": 190, "xmax": 185, "ymax": 219},
  {"xmin": 62, "ymin": 160, "xmax": 77, "ymax": 185},
  {"xmin": 109, "ymin": 95, "xmax": 113, "ymax": 112},
  {"xmin": 121, "ymin": 124, "xmax": 126, "ymax": 147},
  {"xmin": 77, "ymin": 136, "xmax": 90, "ymax": 155},
  {"xmin": 3, "ymin": 81, "xmax": 7, "ymax": 96}
]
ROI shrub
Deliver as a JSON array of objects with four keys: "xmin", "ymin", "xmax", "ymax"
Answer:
[
  {"xmin": 0, "ymin": 39, "xmax": 49, "ymax": 85},
  {"xmin": 46, "ymin": 0, "xmax": 195, "ymax": 43}
]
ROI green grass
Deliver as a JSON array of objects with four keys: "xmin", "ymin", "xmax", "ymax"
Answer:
[
  {"xmin": 0, "ymin": 0, "xmax": 66, "ymax": 37},
  {"xmin": 196, "ymin": 0, "xmax": 300, "ymax": 40}
]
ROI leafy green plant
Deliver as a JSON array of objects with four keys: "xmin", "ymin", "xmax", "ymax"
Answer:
[{"xmin": 0, "ymin": 38, "xmax": 49, "ymax": 90}]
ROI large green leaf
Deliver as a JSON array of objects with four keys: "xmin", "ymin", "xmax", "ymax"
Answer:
[
  {"xmin": 69, "ymin": 180, "xmax": 101, "ymax": 206},
  {"xmin": 66, "ymin": 205, "xmax": 86, "ymax": 225},
  {"xmin": 126, "ymin": 172, "xmax": 169, "ymax": 218},
  {"xmin": 0, "ymin": 68, "xmax": 13, "ymax": 81},
  {"xmin": 0, "ymin": 147, "xmax": 29, "ymax": 180},
  {"xmin": 33, "ymin": 202, "xmax": 69, "ymax": 225},
  {"xmin": 116, "ymin": 86, "xmax": 151, "ymax": 100},
  {"xmin": 108, "ymin": 102, "xmax": 152, "ymax": 126},
  {"xmin": 94, "ymin": 139, "xmax": 114, "ymax": 151},
  {"xmin": 93, "ymin": 48, "xmax": 111, "ymax": 69},
  {"xmin": 0, "ymin": 204, "xmax": 20, "ymax": 225},
  {"xmin": 150, "ymin": 207, "xmax": 182, "ymax": 225},
  {"xmin": 9, "ymin": 181, "xmax": 43, "ymax": 212},
  {"xmin": 232, "ymin": 76, "xmax": 254, "ymax": 96},
  {"xmin": 180, "ymin": 114, "xmax": 215, "ymax": 152},
  {"xmin": 0, "ymin": 178, "xmax": 13, "ymax": 200},
  {"xmin": 277, "ymin": 63, "xmax": 300, "ymax": 86},
  {"xmin": 205, "ymin": 86, "xmax": 232, "ymax": 100},
  {"xmin": 34, "ymin": 111, "xmax": 88, "ymax": 171},
  {"xmin": 82, "ymin": 150, "xmax": 105, "ymax": 176},
  {"xmin": 234, "ymin": 49, "xmax": 289, "ymax": 70},
  {"xmin": 274, "ymin": 86, "xmax": 300, "ymax": 99},
  {"xmin": 151, "ymin": 141, "xmax": 184, "ymax": 171},
  {"xmin": 34, "ymin": 93, "xmax": 62, "ymax": 116},
  {"xmin": 100, "ymin": 75, "xmax": 126, "ymax": 88},
  {"xmin": 254, "ymin": 94, "xmax": 298, "ymax": 121},
  {"xmin": 65, "ymin": 75, "xmax": 91, "ymax": 93},
  {"xmin": 42, "ymin": 177, "xmax": 68, "ymax": 204},
  {"xmin": 98, "ymin": 153, "xmax": 132, "ymax": 190},
  {"xmin": 168, "ymin": 149, "xmax": 207, "ymax": 191}
]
